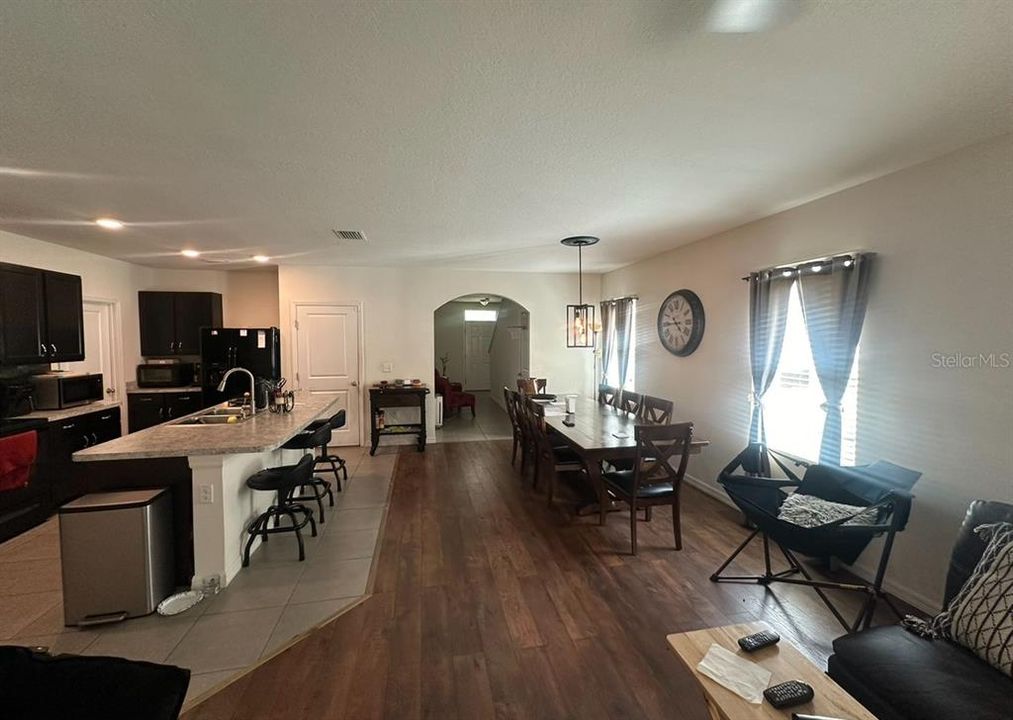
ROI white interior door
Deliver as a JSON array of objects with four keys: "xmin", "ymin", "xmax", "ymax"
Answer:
[
  {"xmin": 464, "ymin": 321, "xmax": 493, "ymax": 391},
  {"xmin": 59, "ymin": 299, "xmax": 119, "ymax": 404},
  {"xmin": 294, "ymin": 304, "xmax": 360, "ymax": 446}
]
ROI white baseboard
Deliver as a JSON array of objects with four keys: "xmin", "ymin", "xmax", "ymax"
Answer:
[
  {"xmin": 682, "ymin": 472, "xmax": 939, "ymax": 615},
  {"xmin": 684, "ymin": 472, "xmax": 736, "ymax": 509}
]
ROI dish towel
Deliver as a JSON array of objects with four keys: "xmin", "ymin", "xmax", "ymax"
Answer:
[
  {"xmin": 696, "ymin": 643, "xmax": 772, "ymax": 703},
  {"xmin": 0, "ymin": 430, "xmax": 38, "ymax": 493}
]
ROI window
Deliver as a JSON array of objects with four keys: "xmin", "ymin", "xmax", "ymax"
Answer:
[
  {"xmin": 603, "ymin": 303, "xmax": 636, "ymax": 390},
  {"xmin": 763, "ymin": 283, "xmax": 859, "ymax": 465},
  {"xmin": 464, "ymin": 309, "xmax": 498, "ymax": 322}
]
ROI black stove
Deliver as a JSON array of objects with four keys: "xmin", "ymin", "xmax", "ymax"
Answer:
[{"xmin": 0, "ymin": 417, "xmax": 47, "ymax": 438}]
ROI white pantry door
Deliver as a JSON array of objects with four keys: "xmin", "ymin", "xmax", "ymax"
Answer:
[
  {"xmin": 59, "ymin": 299, "xmax": 119, "ymax": 403},
  {"xmin": 464, "ymin": 321, "xmax": 494, "ymax": 391},
  {"xmin": 294, "ymin": 304, "xmax": 360, "ymax": 446}
]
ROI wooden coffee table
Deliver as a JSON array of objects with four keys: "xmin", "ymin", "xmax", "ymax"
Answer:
[{"xmin": 666, "ymin": 623, "xmax": 875, "ymax": 720}]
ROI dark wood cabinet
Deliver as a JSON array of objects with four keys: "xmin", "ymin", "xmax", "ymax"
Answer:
[
  {"xmin": 128, "ymin": 392, "xmax": 168, "ymax": 432},
  {"xmin": 139, "ymin": 291, "xmax": 222, "ymax": 357},
  {"xmin": 138, "ymin": 292, "xmax": 176, "ymax": 357},
  {"xmin": 37, "ymin": 406, "xmax": 123, "ymax": 507},
  {"xmin": 42, "ymin": 270, "xmax": 85, "ymax": 362},
  {"xmin": 0, "ymin": 264, "xmax": 46, "ymax": 364},
  {"xmin": 173, "ymin": 293, "xmax": 219, "ymax": 354},
  {"xmin": 0, "ymin": 263, "xmax": 84, "ymax": 365},
  {"xmin": 128, "ymin": 390, "xmax": 205, "ymax": 432},
  {"xmin": 166, "ymin": 391, "xmax": 202, "ymax": 419}
]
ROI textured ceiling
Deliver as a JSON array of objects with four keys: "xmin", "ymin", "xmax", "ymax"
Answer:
[{"xmin": 1, "ymin": 0, "xmax": 1011, "ymax": 272}]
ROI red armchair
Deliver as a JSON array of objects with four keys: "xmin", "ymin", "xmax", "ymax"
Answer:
[{"xmin": 435, "ymin": 370, "xmax": 476, "ymax": 416}]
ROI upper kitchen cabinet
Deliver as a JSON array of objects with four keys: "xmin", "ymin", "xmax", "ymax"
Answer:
[
  {"xmin": 139, "ymin": 291, "xmax": 222, "ymax": 357},
  {"xmin": 0, "ymin": 263, "xmax": 84, "ymax": 365},
  {"xmin": 42, "ymin": 270, "xmax": 86, "ymax": 361}
]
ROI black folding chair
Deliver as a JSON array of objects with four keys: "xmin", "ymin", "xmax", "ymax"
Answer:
[{"xmin": 710, "ymin": 443, "xmax": 920, "ymax": 632}]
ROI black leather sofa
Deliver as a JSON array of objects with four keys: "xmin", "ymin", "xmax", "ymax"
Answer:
[{"xmin": 827, "ymin": 500, "xmax": 1013, "ymax": 720}]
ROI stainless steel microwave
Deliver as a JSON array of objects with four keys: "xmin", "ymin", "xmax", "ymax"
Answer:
[{"xmin": 31, "ymin": 373, "xmax": 104, "ymax": 410}]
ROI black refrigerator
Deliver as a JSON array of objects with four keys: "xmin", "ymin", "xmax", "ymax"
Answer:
[{"xmin": 200, "ymin": 327, "xmax": 282, "ymax": 406}]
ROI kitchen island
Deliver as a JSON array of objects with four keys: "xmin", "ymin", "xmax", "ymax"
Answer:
[{"xmin": 74, "ymin": 392, "xmax": 340, "ymax": 589}]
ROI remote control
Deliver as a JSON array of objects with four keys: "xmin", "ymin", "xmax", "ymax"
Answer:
[
  {"xmin": 792, "ymin": 715, "xmax": 846, "ymax": 720},
  {"xmin": 764, "ymin": 680, "xmax": 814, "ymax": 709},
  {"xmin": 737, "ymin": 629, "xmax": 780, "ymax": 652}
]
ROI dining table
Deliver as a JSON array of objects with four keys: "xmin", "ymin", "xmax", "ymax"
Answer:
[{"xmin": 540, "ymin": 395, "xmax": 709, "ymax": 522}]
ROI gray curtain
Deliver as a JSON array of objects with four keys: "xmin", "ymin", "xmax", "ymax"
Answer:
[
  {"xmin": 797, "ymin": 254, "xmax": 872, "ymax": 464},
  {"xmin": 748, "ymin": 271, "xmax": 793, "ymax": 443},
  {"xmin": 599, "ymin": 301, "xmax": 616, "ymax": 384},
  {"xmin": 614, "ymin": 298, "xmax": 635, "ymax": 389}
]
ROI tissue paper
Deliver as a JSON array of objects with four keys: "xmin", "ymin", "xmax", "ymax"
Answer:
[{"xmin": 696, "ymin": 643, "xmax": 772, "ymax": 704}]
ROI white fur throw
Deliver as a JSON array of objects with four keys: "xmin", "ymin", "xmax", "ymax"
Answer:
[{"xmin": 776, "ymin": 493, "xmax": 878, "ymax": 528}]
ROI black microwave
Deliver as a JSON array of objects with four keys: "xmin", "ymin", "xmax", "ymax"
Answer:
[
  {"xmin": 136, "ymin": 362, "xmax": 197, "ymax": 388},
  {"xmin": 31, "ymin": 373, "xmax": 104, "ymax": 410}
]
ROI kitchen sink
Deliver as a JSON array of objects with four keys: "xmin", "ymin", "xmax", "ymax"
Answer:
[{"xmin": 169, "ymin": 407, "xmax": 252, "ymax": 426}]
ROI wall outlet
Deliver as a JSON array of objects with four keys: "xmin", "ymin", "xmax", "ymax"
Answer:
[
  {"xmin": 198, "ymin": 484, "xmax": 214, "ymax": 504},
  {"xmin": 381, "ymin": 362, "xmax": 393, "ymax": 373}
]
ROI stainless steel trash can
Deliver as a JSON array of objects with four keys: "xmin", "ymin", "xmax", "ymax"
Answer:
[{"xmin": 59, "ymin": 489, "xmax": 174, "ymax": 626}]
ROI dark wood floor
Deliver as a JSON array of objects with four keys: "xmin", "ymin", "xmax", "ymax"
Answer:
[{"xmin": 184, "ymin": 440, "xmax": 899, "ymax": 720}]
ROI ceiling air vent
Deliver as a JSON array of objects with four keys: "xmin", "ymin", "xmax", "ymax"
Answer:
[{"xmin": 331, "ymin": 229, "xmax": 367, "ymax": 242}]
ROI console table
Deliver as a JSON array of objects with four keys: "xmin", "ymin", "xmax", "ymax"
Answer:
[{"xmin": 368, "ymin": 386, "xmax": 429, "ymax": 455}]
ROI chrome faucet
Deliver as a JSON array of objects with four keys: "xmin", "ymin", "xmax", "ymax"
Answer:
[{"xmin": 217, "ymin": 367, "xmax": 257, "ymax": 417}]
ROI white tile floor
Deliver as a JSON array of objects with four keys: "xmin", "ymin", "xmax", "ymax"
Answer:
[
  {"xmin": 433, "ymin": 390, "xmax": 514, "ymax": 443},
  {"xmin": 0, "ymin": 444, "xmax": 395, "ymax": 708}
]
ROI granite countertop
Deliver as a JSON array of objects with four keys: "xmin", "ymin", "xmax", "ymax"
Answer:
[
  {"xmin": 73, "ymin": 392, "xmax": 338, "ymax": 462},
  {"xmin": 125, "ymin": 384, "xmax": 203, "ymax": 394},
  {"xmin": 10, "ymin": 400, "xmax": 122, "ymax": 424}
]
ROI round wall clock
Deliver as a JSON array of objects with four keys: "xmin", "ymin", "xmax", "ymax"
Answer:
[{"xmin": 657, "ymin": 289, "xmax": 705, "ymax": 356}]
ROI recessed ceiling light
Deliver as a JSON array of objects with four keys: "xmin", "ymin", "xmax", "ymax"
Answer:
[
  {"xmin": 252, "ymin": 255, "xmax": 270, "ymax": 263},
  {"xmin": 95, "ymin": 217, "xmax": 124, "ymax": 230},
  {"xmin": 180, "ymin": 249, "xmax": 201, "ymax": 258}
]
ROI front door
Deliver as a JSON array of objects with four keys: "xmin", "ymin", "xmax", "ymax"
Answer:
[
  {"xmin": 294, "ymin": 304, "xmax": 360, "ymax": 446},
  {"xmin": 464, "ymin": 321, "xmax": 494, "ymax": 391}
]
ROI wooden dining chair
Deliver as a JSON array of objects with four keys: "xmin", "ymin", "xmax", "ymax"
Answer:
[
  {"xmin": 515, "ymin": 392, "xmax": 537, "ymax": 477},
  {"xmin": 527, "ymin": 399, "xmax": 585, "ymax": 506},
  {"xmin": 597, "ymin": 383, "xmax": 619, "ymax": 406},
  {"xmin": 616, "ymin": 390, "xmax": 644, "ymax": 415},
  {"xmin": 602, "ymin": 422, "xmax": 694, "ymax": 555},
  {"xmin": 503, "ymin": 387, "xmax": 523, "ymax": 466},
  {"xmin": 639, "ymin": 395, "xmax": 674, "ymax": 424}
]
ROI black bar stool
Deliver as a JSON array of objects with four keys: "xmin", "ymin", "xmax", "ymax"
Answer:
[
  {"xmin": 281, "ymin": 423, "xmax": 333, "ymax": 522},
  {"xmin": 242, "ymin": 453, "xmax": 317, "ymax": 567},
  {"xmin": 304, "ymin": 409, "xmax": 349, "ymax": 491}
]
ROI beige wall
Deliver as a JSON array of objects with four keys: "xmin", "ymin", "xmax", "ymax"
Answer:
[
  {"xmin": 225, "ymin": 267, "xmax": 280, "ymax": 328},
  {"xmin": 278, "ymin": 265, "xmax": 599, "ymax": 438},
  {"xmin": 602, "ymin": 134, "xmax": 1013, "ymax": 611}
]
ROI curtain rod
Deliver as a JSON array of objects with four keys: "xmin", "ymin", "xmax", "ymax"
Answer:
[
  {"xmin": 601, "ymin": 295, "xmax": 639, "ymax": 302},
  {"xmin": 739, "ymin": 251, "xmax": 861, "ymax": 281}
]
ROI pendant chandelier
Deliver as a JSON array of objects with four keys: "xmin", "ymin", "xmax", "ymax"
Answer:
[{"xmin": 561, "ymin": 235, "xmax": 598, "ymax": 348}]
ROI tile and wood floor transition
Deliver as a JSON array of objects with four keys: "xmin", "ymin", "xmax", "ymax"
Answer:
[
  {"xmin": 183, "ymin": 439, "xmax": 904, "ymax": 720},
  {"xmin": 0, "ymin": 444, "xmax": 396, "ymax": 708},
  {"xmin": 434, "ymin": 391, "xmax": 515, "ymax": 443}
]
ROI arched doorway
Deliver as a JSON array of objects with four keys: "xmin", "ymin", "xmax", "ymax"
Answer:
[{"xmin": 433, "ymin": 294, "xmax": 530, "ymax": 441}]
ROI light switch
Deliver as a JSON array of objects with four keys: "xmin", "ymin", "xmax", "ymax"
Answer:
[{"xmin": 381, "ymin": 362, "xmax": 393, "ymax": 373}]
